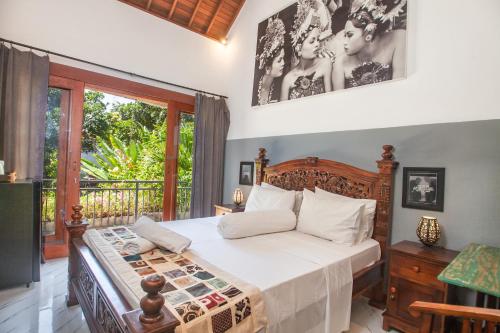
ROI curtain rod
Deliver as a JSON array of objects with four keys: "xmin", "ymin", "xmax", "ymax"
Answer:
[{"xmin": 0, "ymin": 37, "xmax": 228, "ymax": 99}]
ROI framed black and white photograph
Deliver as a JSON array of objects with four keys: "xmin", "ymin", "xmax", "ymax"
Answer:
[
  {"xmin": 402, "ymin": 167, "xmax": 445, "ymax": 212},
  {"xmin": 252, "ymin": 0, "xmax": 408, "ymax": 106},
  {"xmin": 239, "ymin": 162, "xmax": 254, "ymax": 185}
]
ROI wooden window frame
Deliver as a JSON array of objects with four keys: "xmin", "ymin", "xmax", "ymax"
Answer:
[{"xmin": 45, "ymin": 63, "xmax": 194, "ymax": 258}]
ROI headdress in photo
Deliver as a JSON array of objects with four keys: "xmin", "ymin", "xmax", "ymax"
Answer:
[
  {"xmin": 257, "ymin": 16, "xmax": 286, "ymax": 70},
  {"xmin": 350, "ymin": 0, "xmax": 407, "ymax": 33},
  {"xmin": 290, "ymin": 0, "xmax": 323, "ymax": 55}
]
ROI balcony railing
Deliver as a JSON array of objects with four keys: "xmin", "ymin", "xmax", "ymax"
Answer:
[{"xmin": 41, "ymin": 179, "xmax": 191, "ymax": 234}]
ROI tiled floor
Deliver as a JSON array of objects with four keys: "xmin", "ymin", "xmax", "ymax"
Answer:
[{"xmin": 0, "ymin": 259, "xmax": 389, "ymax": 333}]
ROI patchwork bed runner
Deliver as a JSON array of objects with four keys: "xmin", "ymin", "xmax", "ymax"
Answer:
[{"xmin": 83, "ymin": 227, "xmax": 267, "ymax": 333}]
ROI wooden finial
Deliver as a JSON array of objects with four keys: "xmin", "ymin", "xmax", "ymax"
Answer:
[
  {"xmin": 71, "ymin": 204, "xmax": 84, "ymax": 224},
  {"xmin": 258, "ymin": 148, "xmax": 267, "ymax": 160},
  {"xmin": 255, "ymin": 148, "xmax": 270, "ymax": 185},
  {"xmin": 139, "ymin": 275, "xmax": 166, "ymax": 324},
  {"xmin": 381, "ymin": 145, "xmax": 394, "ymax": 161}
]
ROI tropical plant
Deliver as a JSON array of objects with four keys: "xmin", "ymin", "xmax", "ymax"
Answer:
[{"xmin": 81, "ymin": 135, "xmax": 143, "ymax": 180}]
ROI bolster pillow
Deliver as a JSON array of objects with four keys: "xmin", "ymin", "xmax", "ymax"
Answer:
[
  {"xmin": 131, "ymin": 216, "xmax": 191, "ymax": 254},
  {"xmin": 217, "ymin": 210, "xmax": 297, "ymax": 239},
  {"xmin": 122, "ymin": 236, "xmax": 156, "ymax": 255}
]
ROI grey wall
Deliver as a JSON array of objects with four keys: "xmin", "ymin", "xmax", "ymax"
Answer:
[{"xmin": 223, "ymin": 119, "xmax": 500, "ymax": 251}]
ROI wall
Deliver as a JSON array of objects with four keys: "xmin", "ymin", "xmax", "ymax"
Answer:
[
  {"xmin": 0, "ymin": 0, "xmax": 230, "ymax": 97},
  {"xmin": 225, "ymin": 0, "xmax": 500, "ymax": 140},
  {"xmin": 224, "ymin": 119, "xmax": 500, "ymax": 251}
]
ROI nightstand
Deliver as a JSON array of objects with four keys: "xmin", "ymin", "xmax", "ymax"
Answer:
[
  {"xmin": 383, "ymin": 241, "xmax": 459, "ymax": 333},
  {"xmin": 214, "ymin": 204, "xmax": 245, "ymax": 216}
]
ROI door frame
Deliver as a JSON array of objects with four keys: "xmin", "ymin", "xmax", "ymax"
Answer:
[
  {"xmin": 44, "ymin": 76, "xmax": 85, "ymax": 258},
  {"xmin": 44, "ymin": 63, "xmax": 195, "ymax": 259}
]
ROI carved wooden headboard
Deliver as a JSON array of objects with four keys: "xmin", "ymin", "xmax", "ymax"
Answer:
[{"xmin": 254, "ymin": 145, "xmax": 399, "ymax": 259}]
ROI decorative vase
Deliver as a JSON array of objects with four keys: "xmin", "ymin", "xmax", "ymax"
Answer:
[
  {"xmin": 8, "ymin": 171, "xmax": 16, "ymax": 183},
  {"xmin": 233, "ymin": 188, "xmax": 244, "ymax": 207},
  {"xmin": 416, "ymin": 216, "xmax": 441, "ymax": 246}
]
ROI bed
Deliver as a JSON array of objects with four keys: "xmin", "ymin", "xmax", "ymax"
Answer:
[{"xmin": 65, "ymin": 145, "xmax": 398, "ymax": 333}]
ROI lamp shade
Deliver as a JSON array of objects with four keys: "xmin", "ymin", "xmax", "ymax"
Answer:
[
  {"xmin": 233, "ymin": 188, "xmax": 244, "ymax": 206},
  {"xmin": 416, "ymin": 216, "xmax": 441, "ymax": 246}
]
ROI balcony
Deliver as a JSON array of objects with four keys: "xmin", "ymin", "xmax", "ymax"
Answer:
[{"xmin": 41, "ymin": 179, "xmax": 191, "ymax": 234}]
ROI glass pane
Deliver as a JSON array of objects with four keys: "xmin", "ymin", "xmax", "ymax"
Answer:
[
  {"xmin": 176, "ymin": 113, "xmax": 194, "ymax": 220},
  {"xmin": 79, "ymin": 89, "xmax": 167, "ymax": 228},
  {"xmin": 42, "ymin": 88, "xmax": 70, "ymax": 236}
]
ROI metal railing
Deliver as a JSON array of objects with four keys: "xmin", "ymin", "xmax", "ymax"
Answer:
[{"xmin": 41, "ymin": 179, "xmax": 191, "ymax": 233}]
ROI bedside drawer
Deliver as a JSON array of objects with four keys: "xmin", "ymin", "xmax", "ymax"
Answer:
[{"xmin": 391, "ymin": 253, "xmax": 446, "ymax": 290}]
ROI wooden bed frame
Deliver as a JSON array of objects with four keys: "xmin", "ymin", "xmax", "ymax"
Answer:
[{"xmin": 65, "ymin": 145, "xmax": 398, "ymax": 333}]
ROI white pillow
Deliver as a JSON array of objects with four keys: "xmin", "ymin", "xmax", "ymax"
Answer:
[
  {"xmin": 261, "ymin": 182, "xmax": 303, "ymax": 215},
  {"xmin": 218, "ymin": 210, "xmax": 297, "ymax": 239},
  {"xmin": 245, "ymin": 185, "xmax": 296, "ymax": 212},
  {"xmin": 297, "ymin": 189, "xmax": 365, "ymax": 246},
  {"xmin": 315, "ymin": 187, "xmax": 377, "ymax": 243}
]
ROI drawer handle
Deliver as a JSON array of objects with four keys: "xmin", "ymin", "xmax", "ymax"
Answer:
[
  {"xmin": 412, "ymin": 266, "xmax": 420, "ymax": 273},
  {"xmin": 389, "ymin": 286, "xmax": 397, "ymax": 300}
]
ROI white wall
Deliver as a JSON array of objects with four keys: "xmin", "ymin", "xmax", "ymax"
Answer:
[
  {"xmin": 0, "ymin": 0, "xmax": 230, "ymax": 97},
  {"xmin": 225, "ymin": 0, "xmax": 500, "ymax": 140}
]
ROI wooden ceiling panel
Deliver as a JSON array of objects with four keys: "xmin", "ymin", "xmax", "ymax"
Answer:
[{"xmin": 118, "ymin": 0, "xmax": 243, "ymax": 41}]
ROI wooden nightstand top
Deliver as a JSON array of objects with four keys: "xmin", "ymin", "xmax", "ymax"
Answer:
[
  {"xmin": 391, "ymin": 241, "xmax": 459, "ymax": 265},
  {"xmin": 214, "ymin": 204, "xmax": 245, "ymax": 215}
]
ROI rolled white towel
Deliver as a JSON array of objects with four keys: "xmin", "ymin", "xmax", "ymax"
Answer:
[
  {"xmin": 218, "ymin": 209, "xmax": 297, "ymax": 239},
  {"xmin": 131, "ymin": 216, "xmax": 191, "ymax": 254},
  {"xmin": 122, "ymin": 237, "xmax": 156, "ymax": 255}
]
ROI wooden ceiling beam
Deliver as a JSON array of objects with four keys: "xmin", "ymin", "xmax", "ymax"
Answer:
[
  {"xmin": 206, "ymin": 0, "xmax": 225, "ymax": 34},
  {"xmin": 223, "ymin": 0, "xmax": 244, "ymax": 38},
  {"xmin": 168, "ymin": 0, "xmax": 179, "ymax": 19},
  {"xmin": 188, "ymin": 0, "xmax": 203, "ymax": 27},
  {"xmin": 146, "ymin": 0, "xmax": 153, "ymax": 10}
]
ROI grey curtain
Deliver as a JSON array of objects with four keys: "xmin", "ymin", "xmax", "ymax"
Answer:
[
  {"xmin": 0, "ymin": 44, "xmax": 49, "ymax": 180},
  {"xmin": 190, "ymin": 94, "xmax": 230, "ymax": 218}
]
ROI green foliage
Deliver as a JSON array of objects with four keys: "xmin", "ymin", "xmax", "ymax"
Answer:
[
  {"xmin": 43, "ymin": 89, "xmax": 62, "ymax": 178},
  {"xmin": 44, "ymin": 89, "xmax": 193, "ymax": 183},
  {"xmin": 81, "ymin": 91, "xmax": 111, "ymax": 153},
  {"xmin": 178, "ymin": 114, "xmax": 194, "ymax": 183},
  {"xmin": 109, "ymin": 101, "xmax": 167, "ymax": 144},
  {"xmin": 81, "ymin": 135, "xmax": 144, "ymax": 180}
]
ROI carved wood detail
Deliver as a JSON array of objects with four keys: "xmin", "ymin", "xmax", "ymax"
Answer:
[
  {"xmin": 79, "ymin": 262, "xmax": 95, "ymax": 308},
  {"xmin": 96, "ymin": 288, "xmax": 125, "ymax": 333},
  {"xmin": 267, "ymin": 170, "xmax": 374, "ymax": 198}
]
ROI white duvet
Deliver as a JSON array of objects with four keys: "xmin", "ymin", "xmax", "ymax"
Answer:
[{"xmin": 84, "ymin": 216, "xmax": 380, "ymax": 333}]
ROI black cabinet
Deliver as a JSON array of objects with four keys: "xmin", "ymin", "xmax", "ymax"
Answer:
[{"xmin": 0, "ymin": 181, "xmax": 41, "ymax": 289}]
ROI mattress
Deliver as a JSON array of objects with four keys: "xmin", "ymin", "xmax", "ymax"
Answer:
[{"xmin": 83, "ymin": 216, "xmax": 380, "ymax": 333}]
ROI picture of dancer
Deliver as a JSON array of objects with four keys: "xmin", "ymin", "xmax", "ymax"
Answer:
[{"xmin": 251, "ymin": 0, "xmax": 407, "ymax": 106}]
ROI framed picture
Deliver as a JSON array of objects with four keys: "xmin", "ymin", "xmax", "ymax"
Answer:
[
  {"xmin": 402, "ymin": 167, "xmax": 445, "ymax": 212},
  {"xmin": 239, "ymin": 162, "xmax": 254, "ymax": 186},
  {"xmin": 251, "ymin": 0, "xmax": 408, "ymax": 107}
]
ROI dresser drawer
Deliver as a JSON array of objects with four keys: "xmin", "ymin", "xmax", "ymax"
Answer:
[{"xmin": 390, "ymin": 252, "xmax": 446, "ymax": 290}]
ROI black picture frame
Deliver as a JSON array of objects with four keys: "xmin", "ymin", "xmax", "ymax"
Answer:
[
  {"xmin": 239, "ymin": 162, "xmax": 254, "ymax": 186},
  {"xmin": 402, "ymin": 167, "xmax": 445, "ymax": 211}
]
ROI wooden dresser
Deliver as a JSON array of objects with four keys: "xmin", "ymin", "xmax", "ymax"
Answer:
[
  {"xmin": 383, "ymin": 241, "xmax": 459, "ymax": 333},
  {"xmin": 214, "ymin": 204, "xmax": 245, "ymax": 216}
]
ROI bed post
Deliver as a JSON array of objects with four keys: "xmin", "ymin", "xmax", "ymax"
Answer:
[
  {"xmin": 65, "ymin": 204, "xmax": 89, "ymax": 306},
  {"xmin": 255, "ymin": 148, "xmax": 269, "ymax": 185},
  {"xmin": 369, "ymin": 145, "xmax": 399, "ymax": 308},
  {"xmin": 375, "ymin": 145, "xmax": 399, "ymax": 259},
  {"xmin": 123, "ymin": 275, "xmax": 180, "ymax": 333}
]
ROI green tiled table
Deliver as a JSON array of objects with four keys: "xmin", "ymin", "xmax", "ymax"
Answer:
[{"xmin": 438, "ymin": 243, "xmax": 500, "ymax": 306}]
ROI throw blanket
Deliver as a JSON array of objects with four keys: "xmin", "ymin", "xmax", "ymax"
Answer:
[{"xmin": 83, "ymin": 226, "xmax": 267, "ymax": 333}]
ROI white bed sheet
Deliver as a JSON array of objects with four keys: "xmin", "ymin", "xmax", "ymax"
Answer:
[
  {"xmin": 84, "ymin": 216, "xmax": 380, "ymax": 333},
  {"xmin": 164, "ymin": 217, "xmax": 380, "ymax": 333}
]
